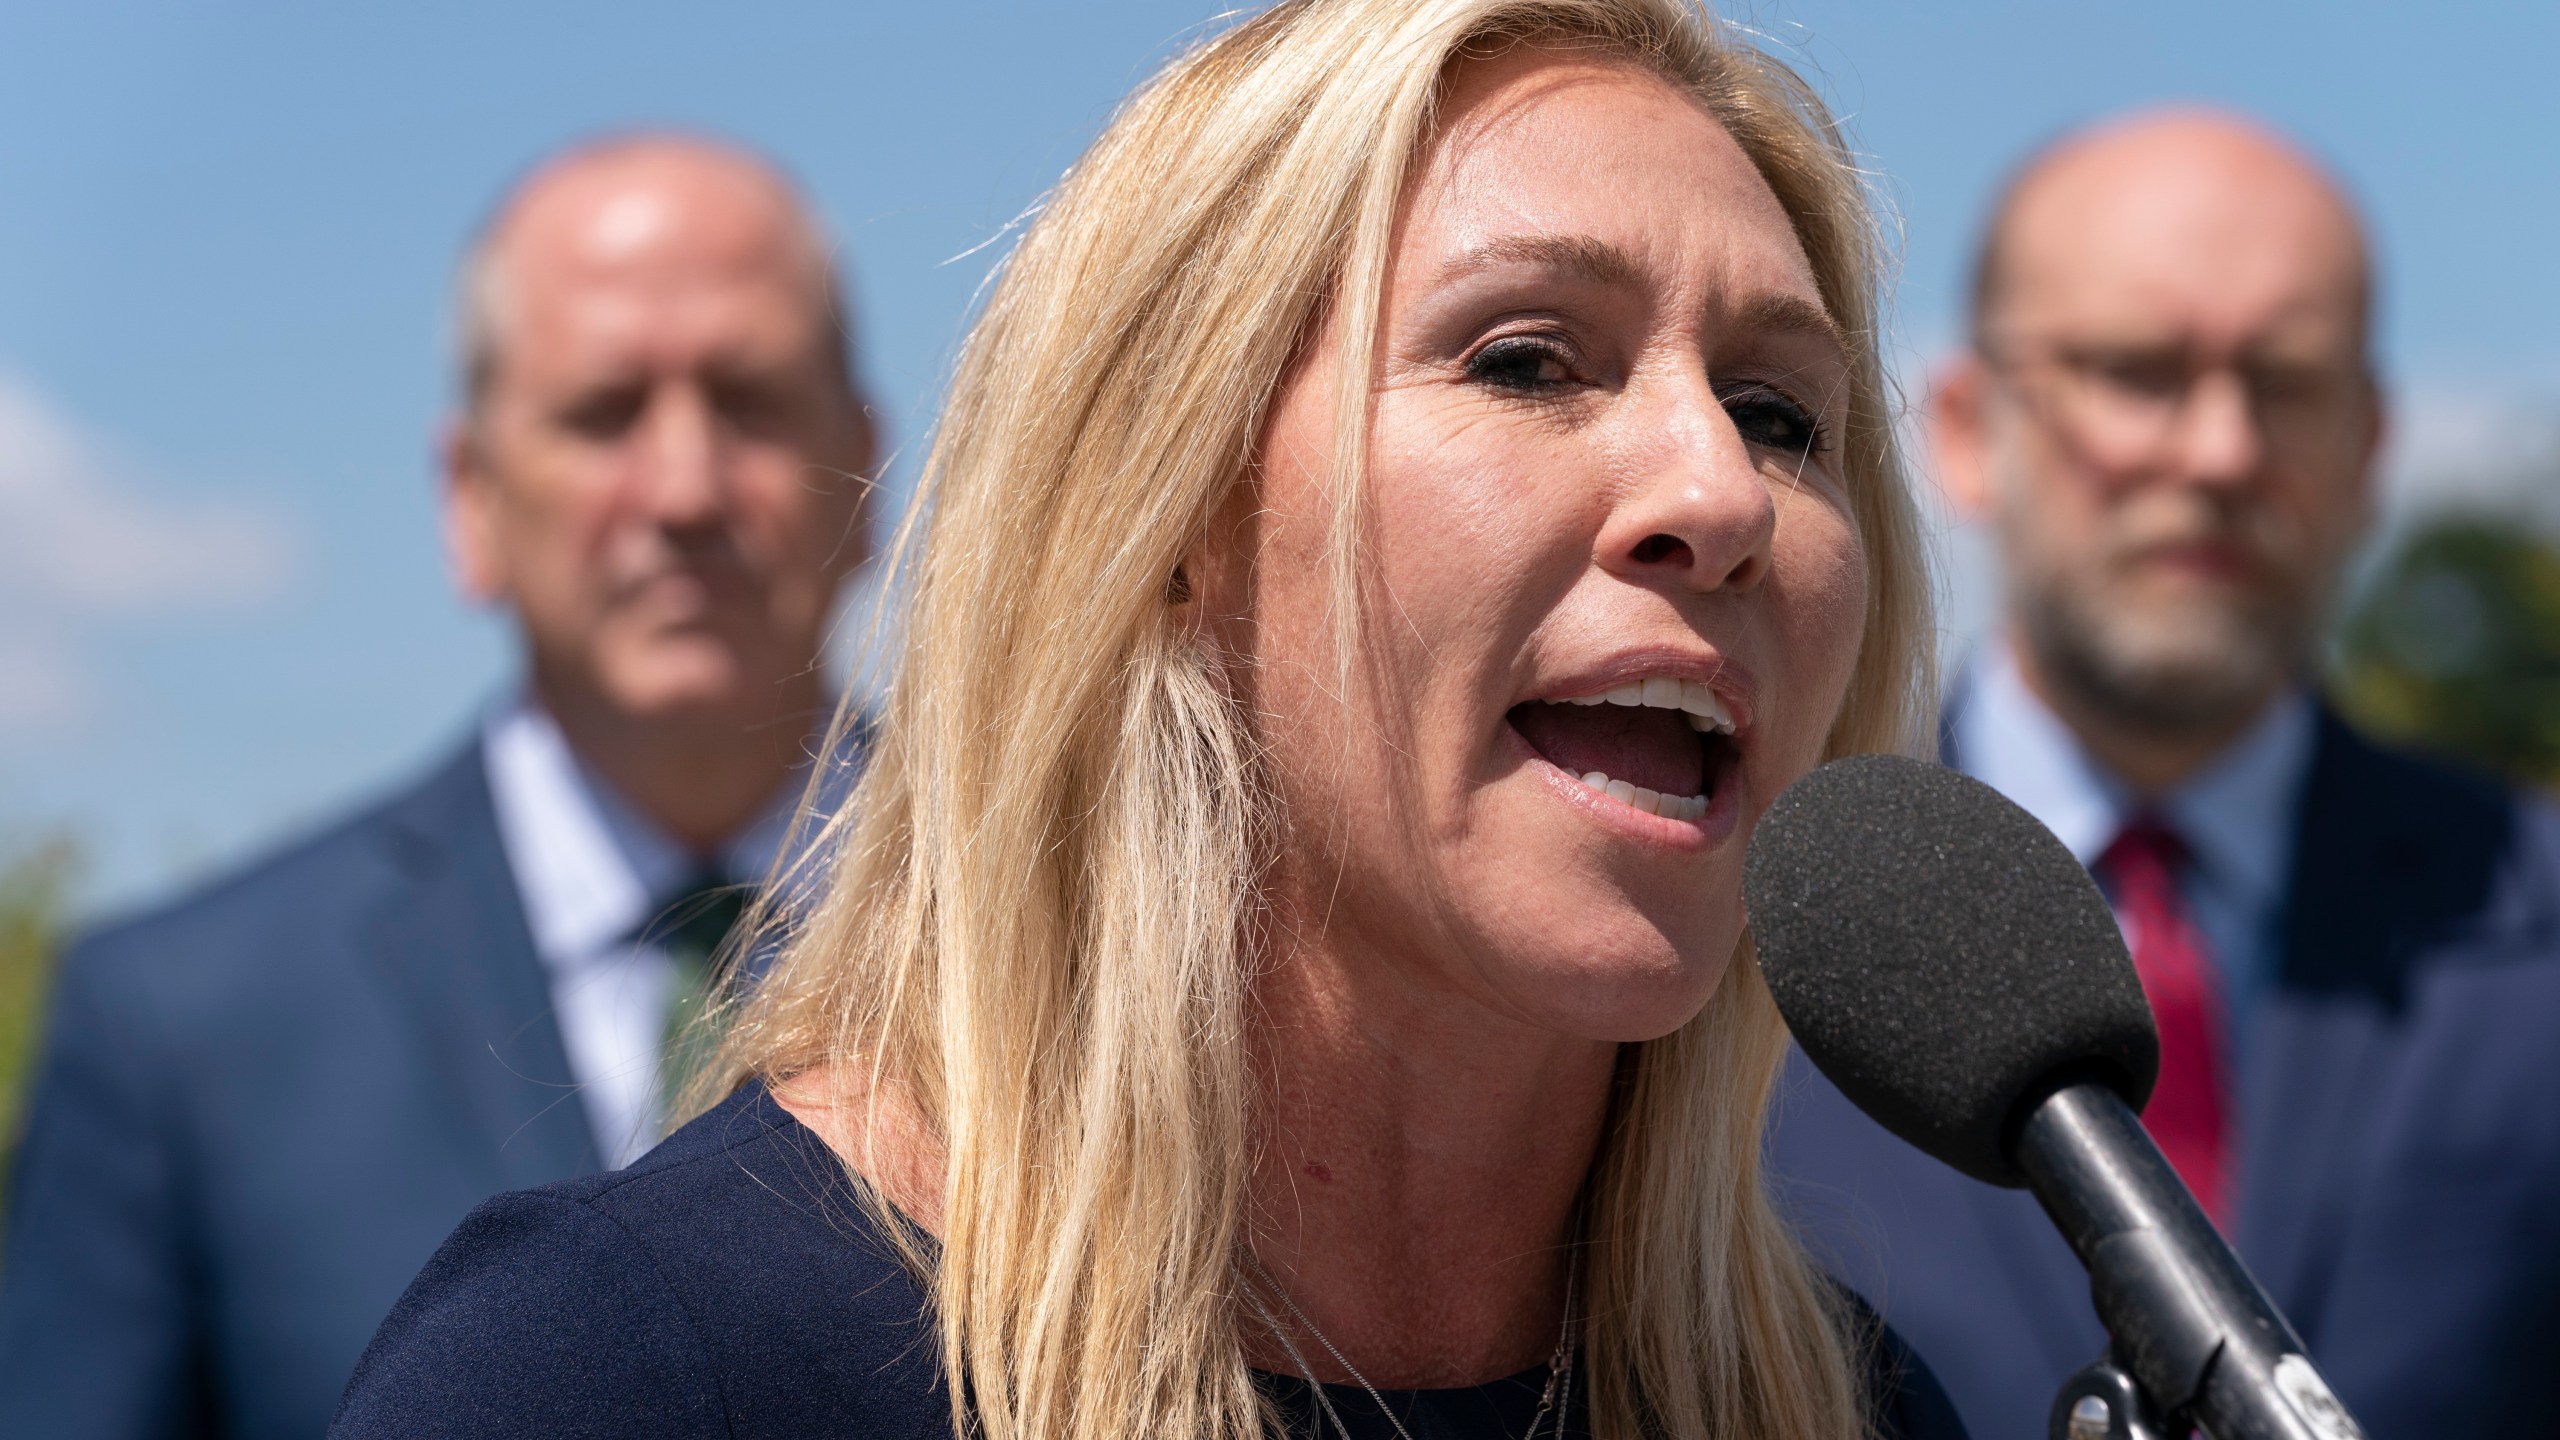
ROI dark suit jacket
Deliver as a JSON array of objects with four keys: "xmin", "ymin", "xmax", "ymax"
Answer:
[
  {"xmin": 0, "ymin": 741, "xmax": 602, "ymax": 1440},
  {"xmin": 1765, "ymin": 705, "xmax": 2560, "ymax": 1439}
]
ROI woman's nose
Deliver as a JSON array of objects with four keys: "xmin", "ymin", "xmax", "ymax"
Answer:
[{"xmin": 1594, "ymin": 385, "xmax": 1777, "ymax": 594}]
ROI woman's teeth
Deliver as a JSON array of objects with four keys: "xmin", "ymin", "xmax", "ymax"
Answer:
[
  {"xmin": 1574, "ymin": 770, "xmax": 1710, "ymax": 821},
  {"xmin": 1564, "ymin": 677, "xmax": 1735, "ymax": 734}
]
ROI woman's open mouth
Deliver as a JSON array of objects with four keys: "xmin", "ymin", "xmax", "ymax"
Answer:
[{"xmin": 1505, "ymin": 677, "xmax": 1739, "ymax": 823}]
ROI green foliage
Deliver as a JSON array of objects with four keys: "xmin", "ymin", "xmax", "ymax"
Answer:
[
  {"xmin": 2335, "ymin": 513, "xmax": 2560, "ymax": 789},
  {"xmin": 0, "ymin": 836, "xmax": 77, "ymax": 1207}
]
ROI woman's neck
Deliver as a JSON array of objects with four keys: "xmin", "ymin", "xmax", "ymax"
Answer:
[
  {"xmin": 771, "ymin": 1063, "xmax": 947, "ymax": 1235},
  {"xmin": 773, "ymin": 935, "xmax": 1623, "ymax": 1391},
  {"xmin": 1241, "ymin": 932, "xmax": 1621, "ymax": 1389}
]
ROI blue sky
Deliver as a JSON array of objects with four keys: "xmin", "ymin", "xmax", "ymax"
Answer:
[{"xmin": 5, "ymin": 0, "xmax": 2557, "ymax": 916}]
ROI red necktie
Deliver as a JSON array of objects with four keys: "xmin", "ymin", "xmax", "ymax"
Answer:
[{"xmin": 2095, "ymin": 817, "xmax": 2233, "ymax": 1226}]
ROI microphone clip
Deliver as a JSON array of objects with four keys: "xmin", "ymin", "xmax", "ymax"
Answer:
[{"xmin": 2049, "ymin": 1354, "xmax": 2166, "ymax": 1440}]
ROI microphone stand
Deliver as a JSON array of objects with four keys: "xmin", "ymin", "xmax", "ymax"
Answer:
[{"xmin": 2015, "ymin": 1084, "xmax": 2367, "ymax": 1440}]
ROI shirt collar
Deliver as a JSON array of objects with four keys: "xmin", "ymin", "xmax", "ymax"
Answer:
[
  {"xmin": 2156, "ymin": 686, "xmax": 2314, "ymax": 916},
  {"xmin": 1957, "ymin": 644, "xmax": 2126, "ymax": 866},
  {"xmin": 1957, "ymin": 641, "xmax": 2313, "ymax": 907},
  {"xmin": 482, "ymin": 698, "xmax": 802, "ymax": 968}
]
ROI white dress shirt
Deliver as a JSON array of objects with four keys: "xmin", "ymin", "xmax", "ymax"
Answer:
[
  {"xmin": 481, "ymin": 701, "xmax": 798, "ymax": 1168},
  {"xmin": 1952, "ymin": 643, "xmax": 2316, "ymax": 1035}
]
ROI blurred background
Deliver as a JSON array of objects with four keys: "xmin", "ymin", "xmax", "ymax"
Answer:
[{"xmin": 4, "ymin": 0, "xmax": 2557, "ymax": 1140}]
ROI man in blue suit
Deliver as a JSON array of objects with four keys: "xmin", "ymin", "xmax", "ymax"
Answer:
[
  {"xmin": 0, "ymin": 135, "xmax": 877, "ymax": 1438},
  {"xmin": 1767, "ymin": 108, "xmax": 2560, "ymax": 1439}
]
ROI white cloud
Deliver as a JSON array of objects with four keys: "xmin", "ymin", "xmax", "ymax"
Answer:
[
  {"xmin": 2375, "ymin": 382, "xmax": 2560, "ymax": 526},
  {"xmin": 0, "ymin": 373, "xmax": 301, "ymax": 730},
  {"xmin": 0, "ymin": 376, "xmax": 298, "ymax": 611}
]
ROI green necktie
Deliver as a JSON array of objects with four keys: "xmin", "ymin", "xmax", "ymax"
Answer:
[{"xmin": 648, "ymin": 875, "xmax": 752, "ymax": 1122}]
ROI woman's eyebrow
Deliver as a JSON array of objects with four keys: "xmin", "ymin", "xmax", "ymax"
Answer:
[
  {"xmin": 1437, "ymin": 233, "xmax": 1644, "ymax": 289},
  {"xmin": 1734, "ymin": 292, "xmax": 1848, "ymax": 357}
]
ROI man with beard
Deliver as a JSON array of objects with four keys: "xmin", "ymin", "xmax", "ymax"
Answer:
[
  {"xmin": 0, "ymin": 135, "xmax": 876, "ymax": 1438},
  {"xmin": 1766, "ymin": 108, "xmax": 2560, "ymax": 1439}
]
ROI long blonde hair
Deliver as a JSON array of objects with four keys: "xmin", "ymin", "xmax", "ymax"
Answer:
[{"xmin": 704, "ymin": 2, "xmax": 1932, "ymax": 1437}]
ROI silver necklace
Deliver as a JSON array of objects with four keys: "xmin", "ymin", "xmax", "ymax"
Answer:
[{"xmin": 1238, "ymin": 1249, "xmax": 1577, "ymax": 1440}]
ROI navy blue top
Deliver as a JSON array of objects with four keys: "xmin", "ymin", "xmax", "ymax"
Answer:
[{"xmin": 333, "ymin": 1083, "xmax": 1967, "ymax": 1439}]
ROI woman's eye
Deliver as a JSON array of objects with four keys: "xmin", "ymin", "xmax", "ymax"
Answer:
[
  {"xmin": 1724, "ymin": 388, "xmax": 1826, "ymax": 457},
  {"xmin": 1465, "ymin": 337, "xmax": 1575, "ymax": 393}
]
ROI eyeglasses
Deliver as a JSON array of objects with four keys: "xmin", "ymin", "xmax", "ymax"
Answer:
[{"xmin": 1976, "ymin": 334, "xmax": 2371, "ymax": 469}]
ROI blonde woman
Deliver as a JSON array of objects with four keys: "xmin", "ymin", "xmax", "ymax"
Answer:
[{"xmin": 335, "ymin": 1, "xmax": 1961, "ymax": 1436}]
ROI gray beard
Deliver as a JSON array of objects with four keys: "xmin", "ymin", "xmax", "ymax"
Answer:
[{"xmin": 2011, "ymin": 565, "xmax": 2311, "ymax": 739}]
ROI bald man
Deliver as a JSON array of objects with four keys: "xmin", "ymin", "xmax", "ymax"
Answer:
[
  {"xmin": 0, "ymin": 136, "xmax": 876, "ymax": 1439},
  {"xmin": 1768, "ymin": 110, "xmax": 2560, "ymax": 1438}
]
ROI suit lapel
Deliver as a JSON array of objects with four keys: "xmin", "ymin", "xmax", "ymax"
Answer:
[
  {"xmin": 2237, "ymin": 711, "xmax": 2506, "ymax": 1332},
  {"xmin": 366, "ymin": 741, "xmax": 603, "ymax": 1188}
]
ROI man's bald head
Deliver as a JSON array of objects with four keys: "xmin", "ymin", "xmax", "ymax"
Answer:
[
  {"xmin": 1969, "ymin": 107, "xmax": 2372, "ymax": 354},
  {"xmin": 458, "ymin": 134, "xmax": 850, "ymax": 407}
]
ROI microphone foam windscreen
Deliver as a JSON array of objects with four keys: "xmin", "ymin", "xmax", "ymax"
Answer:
[{"xmin": 1744, "ymin": 753, "xmax": 2158, "ymax": 1186}]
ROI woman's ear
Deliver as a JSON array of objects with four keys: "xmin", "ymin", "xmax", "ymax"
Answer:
[
  {"xmin": 1166, "ymin": 539, "xmax": 1220, "ymax": 650},
  {"xmin": 1177, "ymin": 474, "xmax": 1263, "ymax": 624}
]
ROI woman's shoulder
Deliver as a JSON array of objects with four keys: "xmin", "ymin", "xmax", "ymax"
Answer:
[{"xmin": 331, "ymin": 1083, "xmax": 950, "ymax": 1440}]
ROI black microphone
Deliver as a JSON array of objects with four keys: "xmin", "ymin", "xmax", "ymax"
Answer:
[{"xmin": 1744, "ymin": 754, "xmax": 2367, "ymax": 1440}]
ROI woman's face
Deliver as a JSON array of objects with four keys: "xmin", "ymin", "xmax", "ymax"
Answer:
[{"xmin": 1206, "ymin": 50, "xmax": 1871, "ymax": 1043}]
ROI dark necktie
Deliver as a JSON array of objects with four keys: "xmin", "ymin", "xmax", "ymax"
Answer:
[
  {"xmin": 2095, "ymin": 816, "xmax": 2233, "ymax": 1225},
  {"xmin": 646, "ymin": 874, "xmax": 752, "ymax": 1119}
]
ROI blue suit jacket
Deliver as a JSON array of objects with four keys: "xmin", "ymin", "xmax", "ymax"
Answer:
[
  {"xmin": 0, "ymin": 741, "xmax": 603, "ymax": 1439},
  {"xmin": 1765, "ymin": 706, "xmax": 2560, "ymax": 1438}
]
